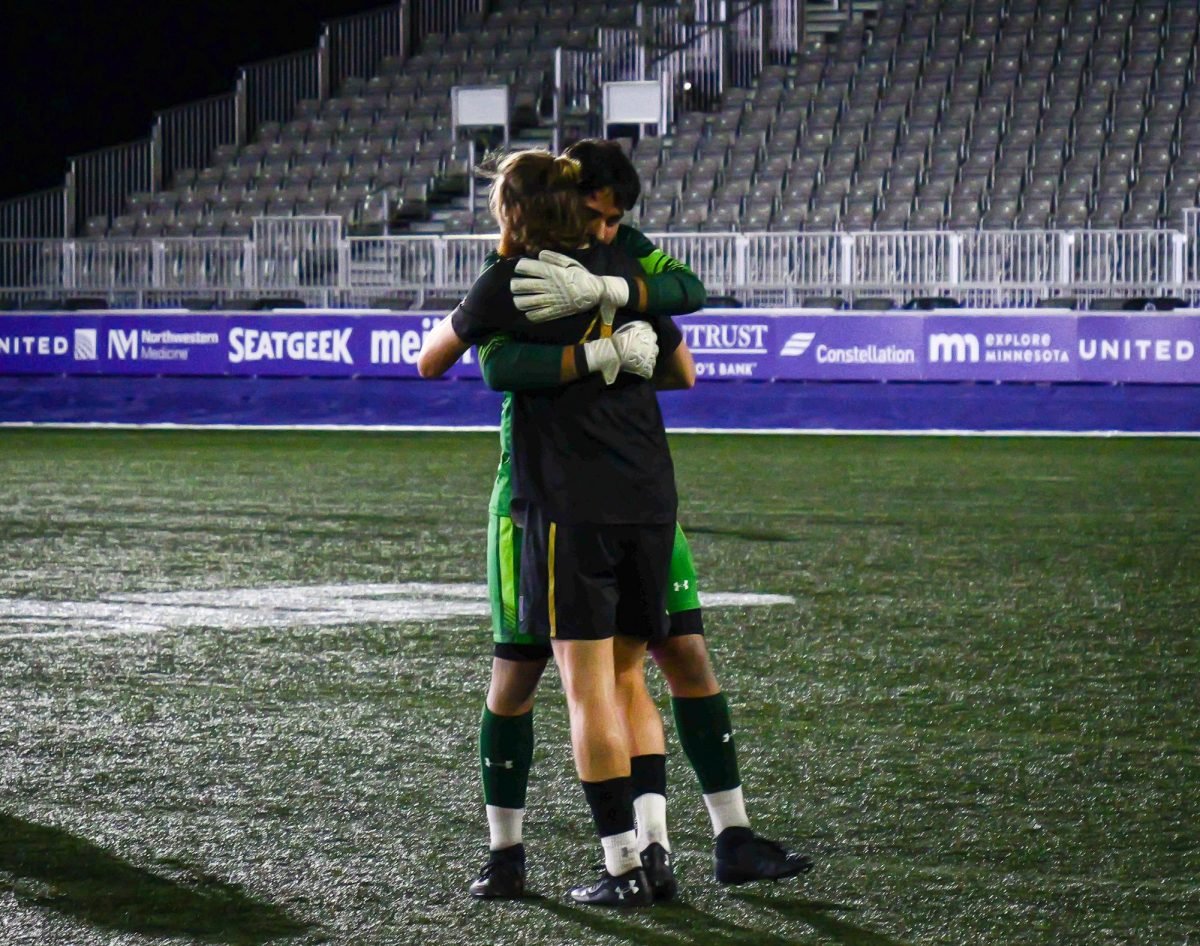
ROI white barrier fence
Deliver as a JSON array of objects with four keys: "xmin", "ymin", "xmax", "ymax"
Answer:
[{"xmin": 3, "ymin": 220, "xmax": 1200, "ymax": 309}]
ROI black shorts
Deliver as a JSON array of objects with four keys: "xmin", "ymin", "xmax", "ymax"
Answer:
[
  {"xmin": 495, "ymin": 610, "xmax": 701, "ymax": 662},
  {"xmin": 519, "ymin": 504, "xmax": 675, "ymax": 645}
]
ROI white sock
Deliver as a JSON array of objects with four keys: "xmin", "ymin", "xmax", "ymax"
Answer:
[
  {"xmin": 485, "ymin": 805, "xmax": 524, "ymax": 851},
  {"xmin": 703, "ymin": 786, "xmax": 751, "ymax": 837},
  {"xmin": 600, "ymin": 829, "xmax": 641, "ymax": 876},
  {"xmin": 633, "ymin": 792, "xmax": 670, "ymax": 852}
]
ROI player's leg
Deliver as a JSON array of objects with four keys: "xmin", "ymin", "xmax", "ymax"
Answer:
[
  {"xmin": 470, "ymin": 509, "xmax": 547, "ymax": 899},
  {"xmin": 471, "ymin": 650, "xmax": 547, "ymax": 898},
  {"xmin": 527, "ymin": 510, "xmax": 651, "ymax": 907},
  {"xmin": 652, "ymin": 524, "xmax": 746, "ymax": 832},
  {"xmin": 552, "ymin": 636, "xmax": 650, "ymax": 907},
  {"xmin": 614, "ymin": 522, "xmax": 678, "ymax": 900},
  {"xmin": 651, "ymin": 524, "xmax": 814, "ymax": 884},
  {"xmin": 613, "ymin": 633, "xmax": 676, "ymax": 901}
]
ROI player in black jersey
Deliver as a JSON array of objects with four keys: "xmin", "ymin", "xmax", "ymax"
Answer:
[{"xmin": 447, "ymin": 149, "xmax": 694, "ymax": 907}]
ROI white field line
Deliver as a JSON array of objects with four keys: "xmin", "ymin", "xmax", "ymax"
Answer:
[{"xmin": 0, "ymin": 584, "xmax": 794, "ymax": 641}]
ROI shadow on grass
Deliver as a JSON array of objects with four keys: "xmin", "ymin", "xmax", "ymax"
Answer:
[
  {"xmin": 731, "ymin": 890, "xmax": 911, "ymax": 946},
  {"xmin": 0, "ymin": 813, "xmax": 315, "ymax": 944},
  {"xmin": 512, "ymin": 893, "xmax": 824, "ymax": 946}
]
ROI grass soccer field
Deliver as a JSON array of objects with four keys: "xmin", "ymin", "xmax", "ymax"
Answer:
[{"xmin": 0, "ymin": 429, "xmax": 1197, "ymax": 946}]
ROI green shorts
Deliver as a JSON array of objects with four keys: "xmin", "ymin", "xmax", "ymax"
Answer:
[{"xmin": 488, "ymin": 513, "xmax": 702, "ymax": 647}]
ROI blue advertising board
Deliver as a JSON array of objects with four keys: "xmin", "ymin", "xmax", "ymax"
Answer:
[
  {"xmin": 2, "ymin": 309, "xmax": 1199, "ymax": 383},
  {"xmin": 2, "ymin": 309, "xmax": 1198, "ymax": 432}
]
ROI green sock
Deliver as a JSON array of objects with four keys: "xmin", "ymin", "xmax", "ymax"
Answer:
[
  {"xmin": 479, "ymin": 707, "xmax": 534, "ymax": 809},
  {"xmin": 671, "ymin": 693, "xmax": 741, "ymax": 794}
]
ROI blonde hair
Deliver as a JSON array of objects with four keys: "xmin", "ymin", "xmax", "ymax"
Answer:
[{"xmin": 481, "ymin": 150, "xmax": 591, "ymax": 257}]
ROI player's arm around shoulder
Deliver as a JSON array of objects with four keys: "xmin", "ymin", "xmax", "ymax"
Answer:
[
  {"xmin": 416, "ymin": 260, "xmax": 513, "ymax": 378},
  {"xmin": 616, "ymin": 224, "xmax": 707, "ymax": 316},
  {"xmin": 417, "ymin": 314, "xmax": 469, "ymax": 378}
]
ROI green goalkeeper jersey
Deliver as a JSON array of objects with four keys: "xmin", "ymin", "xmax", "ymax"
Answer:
[{"xmin": 480, "ymin": 225, "xmax": 706, "ymax": 515}]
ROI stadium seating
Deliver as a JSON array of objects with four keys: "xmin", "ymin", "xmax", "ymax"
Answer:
[
  {"xmin": 86, "ymin": 0, "xmax": 1200, "ymax": 238},
  {"xmin": 628, "ymin": 0, "xmax": 1200, "ymax": 233}
]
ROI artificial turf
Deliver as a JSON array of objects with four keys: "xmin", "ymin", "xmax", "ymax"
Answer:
[{"xmin": 1, "ymin": 429, "xmax": 1196, "ymax": 945}]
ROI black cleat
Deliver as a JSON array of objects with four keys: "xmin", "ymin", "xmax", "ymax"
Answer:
[
  {"xmin": 469, "ymin": 844, "xmax": 526, "ymax": 899},
  {"xmin": 714, "ymin": 827, "xmax": 814, "ymax": 885},
  {"xmin": 640, "ymin": 843, "xmax": 678, "ymax": 902},
  {"xmin": 569, "ymin": 866, "xmax": 654, "ymax": 908}
]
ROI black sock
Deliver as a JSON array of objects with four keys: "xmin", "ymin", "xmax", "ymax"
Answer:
[
  {"xmin": 630, "ymin": 754, "xmax": 666, "ymax": 800},
  {"xmin": 581, "ymin": 777, "xmax": 635, "ymax": 838}
]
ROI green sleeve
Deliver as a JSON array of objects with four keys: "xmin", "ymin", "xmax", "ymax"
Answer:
[
  {"xmin": 615, "ymin": 225, "xmax": 708, "ymax": 315},
  {"xmin": 478, "ymin": 333, "xmax": 566, "ymax": 392}
]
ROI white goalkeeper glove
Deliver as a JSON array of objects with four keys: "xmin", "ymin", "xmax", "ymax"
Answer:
[
  {"xmin": 511, "ymin": 250, "xmax": 631, "ymax": 322},
  {"xmin": 612, "ymin": 320, "xmax": 658, "ymax": 380},
  {"xmin": 579, "ymin": 337, "xmax": 620, "ymax": 385},
  {"xmin": 579, "ymin": 322, "xmax": 658, "ymax": 386}
]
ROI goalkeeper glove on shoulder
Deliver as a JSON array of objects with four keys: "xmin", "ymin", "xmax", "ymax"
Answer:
[{"xmin": 512, "ymin": 250, "xmax": 631, "ymax": 322}]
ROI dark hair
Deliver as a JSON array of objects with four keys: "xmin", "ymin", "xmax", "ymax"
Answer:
[
  {"xmin": 480, "ymin": 150, "xmax": 591, "ymax": 257},
  {"xmin": 563, "ymin": 139, "xmax": 641, "ymax": 211}
]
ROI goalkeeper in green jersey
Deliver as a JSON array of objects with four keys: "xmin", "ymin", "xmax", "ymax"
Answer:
[{"xmin": 418, "ymin": 139, "xmax": 812, "ymax": 900}]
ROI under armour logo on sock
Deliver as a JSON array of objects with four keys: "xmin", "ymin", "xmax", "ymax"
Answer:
[
  {"xmin": 484, "ymin": 758, "xmax": 514, "ymax": 769},
  {"xmin": 722, "ymin": 733, "xmax": 732, "ymax": 743}
]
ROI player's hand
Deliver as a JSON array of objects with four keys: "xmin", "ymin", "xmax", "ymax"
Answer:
[
  {"xmin": 580, "ymin": 337, "xmax": 620, "ymax": 385},
  {"xmin": 511, "ymin": 250, "xmax": 630, "ymax": 322},
  {"xmin": 612, "ymin": 321, "xmax": 658, "ymax": 380}
]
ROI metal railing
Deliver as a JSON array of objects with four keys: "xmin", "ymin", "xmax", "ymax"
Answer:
[
  {"xmin": 957, "ymin": 230, "xmax": 1064, "ymax": 308},
  {"xmin": 1186, "ymin": 208, "xmax": 1200, "ymax": 285},
  {"xmin": 155, "ymin": 93, "xmax": 242, "ymax": 194},
  {"xmin": 553, "ymin": 48, "xmax": 604, "ymax": 148},
  {"xmin": 744, "ymin": 231, "xmax": 841, "ymax": 301},
  {"xmin": 768, "ymin": 0, "xmax": 804, "ymax": 59},
  {"xmin": 68, "ymin": 140, "xmax": 156, "ymax": 236},
  {"xmin": 0, "ymin": 188, "xmax": 69, "ymax": 240},
  {"xmin": 254, "ymin": 216, "xmax": 348, "ymax": 306},
  {"xmin": 0, "ymin": 240, "xmax": 67, "ymax": 294},
  {"xmin": 325, "ymin": 4, "xmax": 407, "ymax": 94},
  {"xmin": 598, "ymin": 27, "xmax": 649, "ymax": 83},
  {"xmin": 241, "ymin": 48, "xmax": 325, "ymax": 134},
  {"xmin": 554, "ymin": 2, "xmax": 782, "ymax": 147},
  {"xmin": 643, "ymin": 0, "xmax": 768, "ymax": 105},
  {"xmin": 1071, "ymin": 230, "xmax": 1186, "ymax": 295},
  {"xmin": 408, "ymin": 0, "xmax": 486, "ymax": 42},
  {"xmin": 9, "ymin": 223, "xmax": 1199, "ymax": 310},
  {"xmin": 849, "ymin": 231, "xmax": 958, "ymax": 295},
  {"xmin": 553, "ymin": 26, "xmax": 652, "ymax": 150}
]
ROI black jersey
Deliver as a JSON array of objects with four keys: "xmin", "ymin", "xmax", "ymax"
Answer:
[{"xmin": 450, "ymin": 243, "xmax": 681, "ymax": 526}]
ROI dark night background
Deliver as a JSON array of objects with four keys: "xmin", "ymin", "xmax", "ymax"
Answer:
[{"xmin": 1, "ymin": 1, "xmax": 393, "ymax": 202}]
